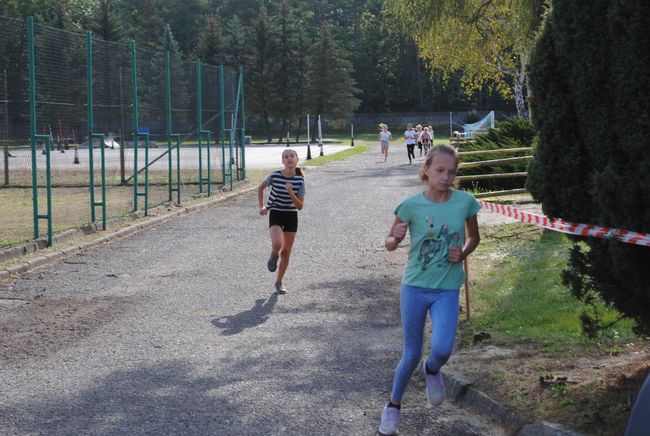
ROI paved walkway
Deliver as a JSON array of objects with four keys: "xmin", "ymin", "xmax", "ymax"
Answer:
[{"xmin": 0, "ymin": 149, "xmax": 505, "ymax": 435}]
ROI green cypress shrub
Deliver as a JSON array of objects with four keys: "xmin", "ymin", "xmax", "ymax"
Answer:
[{"xmin": 527, "ymin": 0, "xmax": 650, "ymax": 334}]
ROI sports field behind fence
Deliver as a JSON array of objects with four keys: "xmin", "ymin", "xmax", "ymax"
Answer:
[{"xmin": 0, "ymin": 15, "xmax": 246, "ymax": 248}]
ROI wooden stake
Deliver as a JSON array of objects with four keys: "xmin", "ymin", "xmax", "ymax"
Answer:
[{"xmin": 464, "ymin": 257, "xmax": 471, "ymax": 321}]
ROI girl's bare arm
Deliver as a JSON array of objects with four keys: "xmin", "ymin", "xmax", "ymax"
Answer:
[
  {"xmin": 449, "ymin": 215, "xmax": 480, "ymax": 262},
  {"xmin": 462, "ymin": 214, "xmax": 480, "ymax": 260},
  {"xmin": 285, "ymin": 183, "xmax": 304, "ymax": 210},
  {"xmin": 257, "ymin": 182, "xmax": 267, "ymax": 214},
  {"xmin": 386, "ymin": 217, "xmax": 407, "ymax": 251}
]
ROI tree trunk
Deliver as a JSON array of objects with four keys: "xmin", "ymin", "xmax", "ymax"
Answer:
[
  {"xmin": 415, "ymin": 51, "xmax": 424, "ymax": 109},
  {"xmin": 278, "ymin": 118, "xmax": 288, "ymax": 143},
  {"xmin": 514, "ymin": 78, "xmax": 527, "ymax": 118},
  {"xmin": 516, "ymin": 50, "xmax": 530, "ymax": 119},
  {"xmin": 264, "ymin": 114, "xmax": 272, "ymax": 143},
  {"xmin": 296, "ymin": 118, "xmax": 303, "ymax": 143}
]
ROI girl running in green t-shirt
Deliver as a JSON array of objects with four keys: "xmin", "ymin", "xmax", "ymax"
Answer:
[{"xmin": 378, "ymin": 144, "xmax": 481, "ymax": 435}]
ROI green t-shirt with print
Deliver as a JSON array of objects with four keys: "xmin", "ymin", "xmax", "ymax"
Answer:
[{"xmin": 394, "ymin": 190, "xmax": 481, "ymax": 290}]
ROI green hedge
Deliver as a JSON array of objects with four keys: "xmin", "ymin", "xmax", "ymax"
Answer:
[{"xmin": 527, "ymin": 0, "xmax": 650, "ymax": 334}]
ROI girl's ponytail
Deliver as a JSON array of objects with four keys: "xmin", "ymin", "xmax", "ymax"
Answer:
[{"xmin": 296, "ymin": 167, "xmax": 304, "ymax": 177}]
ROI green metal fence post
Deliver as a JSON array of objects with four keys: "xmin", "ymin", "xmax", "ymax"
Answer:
[
  {"xmin": 87, "ymin": 32, "xmax": 96, "ymax": 222},
  {"xmin": 90, "ymin": 133, "xmax": 107, "ymax": 225},
  {"xmin": 86, "ymin": 33, "xmax": 108, "ymax": 229},
  {"xmin": 165, "ymin": 51, "xmax": 180, "ymax": 205},
  {"xmin": 143, "ymin": 133, "xmax": 149, "ymax": 214},
  {"xmin": 128, "ymin": 41, "xmax": 148, "ymax": 215},
  {"xmin": 229, "ymin": 113, "xmax": 234, "ymax": 190},
  {"xmin": 197, "ymin": 60, "xmax": 203, "ymax": 193},
  {"xmin": 231, "ymin": 68, "xmax": 243, "ymax": 187},
  {"xmin": 205, "ymin": 130, "xmax": 211, "ymax": 196},
  {"xmin": 173, "ymin": 133, "xmax": 181, "ymax": 204},
  {"xmin": 33, "ymin": 134, "xmax": 52, "ymax": 246},
  {"xmin": 240, "ymin": 67, "xmax": 246, "ymax": 180},
  {"xmin": 165, "ymin": 51, "xmax": 181, "ymax": 205},
  {"xmin": 219, "ymin": 65, "xmax": 226, "ymax": 186},
  {"xmin": 196, "ymin": 61, "xmax": 211, "ymax": 196},
  {"xmin": 27, "ymin": 16, "xmax": 38, "ymax": 240},
  {"xmin": 131, "ymin": 40, "xmax": 139, "ymax": 211},
  {"xmin": 43, "ymin": 134, "xmax": 52, "ymax": 245},
  {"xmin": 100, "ymin": 133, "xmax": 106, "ymax": 229},
  {"xmin": 28, "ymin": 16, "xmax": 52, "ymax": 246},
  {"xmin": 166, "ymin": 51, "xmax": 173, "ymax": 202}
]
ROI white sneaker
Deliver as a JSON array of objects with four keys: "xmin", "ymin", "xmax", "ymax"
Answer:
[
  {"xmin": 422, "ymin": 361, "xmax": 445, "ymax": 406},
  {"xmin": 379, "ymin": 403, "xmax": 400, "ymax": 435}
]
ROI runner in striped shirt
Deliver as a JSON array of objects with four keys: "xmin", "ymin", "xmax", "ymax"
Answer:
[{"xmin": 257, "ymin": 149, "xmax": 306, "ymax": 294}]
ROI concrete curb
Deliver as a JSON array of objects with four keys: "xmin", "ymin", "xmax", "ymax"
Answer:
[
  {"xmin": 0, "ymin": 185, "xmax": 258, "ymax": 280},
  {"xmin": 440, "ymin": 368, "xmax": 583, "ymax": 435}
]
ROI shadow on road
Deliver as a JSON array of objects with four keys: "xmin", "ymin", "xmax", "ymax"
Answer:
[
  {"xmin": 211, "ymin": 293, "xmax": 279, "ymax": 335},
  {"xmin": 0, "ymin": 362, "xmax": 234, "ymax": 435}
]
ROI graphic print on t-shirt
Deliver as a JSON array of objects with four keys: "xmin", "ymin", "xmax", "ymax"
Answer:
[{"xmin": 417, "ymin": 215, "xmax": 461, "ymax": 270}]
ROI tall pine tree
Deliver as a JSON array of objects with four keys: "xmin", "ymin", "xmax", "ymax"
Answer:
[
  {"xmin": 308, "ymin": 23, "xmax": 359, "ymax": 135},
  {"xmin": 272, "ymin": 0, "xmax": 300, "ymax": 142},
  {"xmin": 195, "ymin": 16, "xmax": 224, "ymax": 65},
  {"xmin": 246, "ymin": 7, "xmax": 276, "ymax": 142}
]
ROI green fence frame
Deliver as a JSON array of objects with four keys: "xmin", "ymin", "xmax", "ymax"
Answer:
[
  {"xmin": 18, "ymin": 16, "xmax": 246, "ymax": 247},
  {"xmin": 87, "ymin": 32, "xmax": 107, "ymax": 230},
  {"xmin": 28, "ymin": 16, "xmax": 52, "ymax": 245}
]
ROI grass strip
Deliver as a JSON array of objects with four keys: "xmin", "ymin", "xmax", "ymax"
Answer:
[
  {"xmin": 468, "ymin": 222, "xmax": 637, "ymax": 351},
  {"xmin": 303, "ymin": 145, "xmax": 368, "ymax": 167}
]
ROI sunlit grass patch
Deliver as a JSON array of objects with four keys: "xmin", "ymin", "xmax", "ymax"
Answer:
[
  {"xmin": 303, "ymin": 145, "xmax": 368, "ymax": 166},
  {"xmin": 469, "ymin": 223, "xmax": 638, "ymax": 350}
]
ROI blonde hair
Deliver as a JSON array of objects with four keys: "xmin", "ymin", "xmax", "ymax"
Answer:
[
  {"xmin": 419, "ymin": 144, "xmax": 459, "ymax": 183},
  {"xmin": 282, "ymin": 148, "xmax": 304, "ymax": 177}
]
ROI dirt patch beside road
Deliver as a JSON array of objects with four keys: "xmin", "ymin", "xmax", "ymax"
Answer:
[
  {"xmin": 0, "ymin": 296, "xmax": 132, "ymax": 362},
  {"xmin": 448, "ymin": 329, "xmax": 650, "ymax": 435}
]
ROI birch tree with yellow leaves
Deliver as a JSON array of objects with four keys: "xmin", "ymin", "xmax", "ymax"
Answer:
[{"xmin": 385, "ymin": 0, "xmax": 545, "ymax": 117}]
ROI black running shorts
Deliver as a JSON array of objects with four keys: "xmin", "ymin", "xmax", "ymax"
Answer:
[{"xmin": 269, "ymin": 209, "xmax": 298, "ymax": 232}]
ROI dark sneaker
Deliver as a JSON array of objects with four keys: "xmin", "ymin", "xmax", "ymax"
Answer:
[
  {"xmin": 267, "ymin": 253, "xmax": 279, "ymax": 272},
  {"xmin": 274, "ymin": 282, "xmax": 287, "ymax": 294},
  {"xmin": 422, "ymin": 361, "xmax": 445, "ymax": 406},
  {"xmin": 379, "ymin": 403, "xmax": 400, "ymax": 435}
]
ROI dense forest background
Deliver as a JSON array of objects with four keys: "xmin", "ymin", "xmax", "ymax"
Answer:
[{"xmin": 0, "ymin": 0, "xmax": 515, "ymax": 140}]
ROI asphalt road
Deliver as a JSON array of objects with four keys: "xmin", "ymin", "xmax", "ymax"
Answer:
[{"xmin": 0, "ymin": 148, "xmax": 505, "ymax": 435}]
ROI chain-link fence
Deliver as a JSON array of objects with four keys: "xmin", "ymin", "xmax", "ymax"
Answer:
[{"xmin": 0, "ymin": 16, "xmax": 246, "ymax": 249}]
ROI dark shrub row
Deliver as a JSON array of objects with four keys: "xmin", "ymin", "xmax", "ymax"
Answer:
[{"xmin": 527, "ymin": 0, "xmax": 650, "ymax": 334}]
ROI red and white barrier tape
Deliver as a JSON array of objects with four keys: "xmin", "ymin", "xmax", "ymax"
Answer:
[{"xmin": 479, "ymin": 200, "xmax": 650, "ymax": 247}]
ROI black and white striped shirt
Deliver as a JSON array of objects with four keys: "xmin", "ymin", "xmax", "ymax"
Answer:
[{"xmin": 264, "ymin": 170, "xmax": 306, "ymax": 211}]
